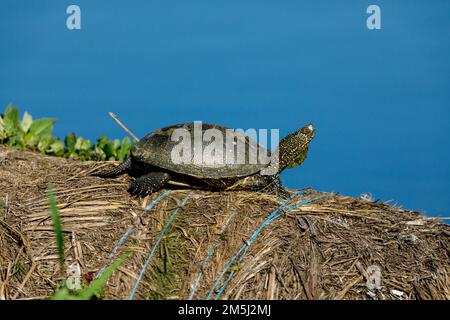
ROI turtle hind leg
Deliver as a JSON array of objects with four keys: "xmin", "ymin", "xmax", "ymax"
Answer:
[
  {"xmin": 93, "ymin": 157, "xmax": 131, "ymax": 178},
  {"xmin": 128, "ymin": 172, "xmax": 171, "ymax": 197}
]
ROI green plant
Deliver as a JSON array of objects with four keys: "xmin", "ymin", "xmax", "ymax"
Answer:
[
  {"xmin": 51, "ymin": 253, "xmax": 129, "ymax": 300},
  {"xmin": 47, "ymin": 185, "xmax": 65, "ymax": 273},
  {"xmin": 0, "ymin": 104, "xmax": 133, "ymax": 161},
  {"xmin": 47, "ymin": 185, "xmax": 129, "ymax": 300}
]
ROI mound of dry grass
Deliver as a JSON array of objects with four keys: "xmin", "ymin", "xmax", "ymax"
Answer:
[{"xmin": 0, "ymin": 145, "xmax": 448, "ymax": 300}]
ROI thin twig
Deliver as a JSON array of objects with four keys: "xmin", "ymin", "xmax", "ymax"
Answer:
[{"xmin": 108, "ymin": 112, "xmax": 139, "ymax": 142}]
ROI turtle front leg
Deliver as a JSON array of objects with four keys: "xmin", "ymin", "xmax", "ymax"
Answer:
[
  {"xmin": 274, "ymin": 183, "xmax": 291, "ymax": 200},
  {"xmin": 128, "ymin": 172, "xmax": 171, "ymax": 197},
  {"xmin": 263, "ymin": 176, "xmax": 290, "ymax": 199}
]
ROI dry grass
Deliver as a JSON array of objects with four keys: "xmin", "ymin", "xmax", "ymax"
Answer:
[{"xmin": 0, "ymin": 145, "xmax": 449, "ymax": 300}]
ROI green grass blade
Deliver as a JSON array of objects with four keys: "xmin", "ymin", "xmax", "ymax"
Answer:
[
  {"xmin": 47, "ymin": 184, "xmax": 65, "ymax": 272},
  {"xmin": 77, "ymin": 253, "xmax": 130, "ymax": 300}
]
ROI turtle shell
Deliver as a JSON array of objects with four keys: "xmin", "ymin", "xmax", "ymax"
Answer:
[{"xmin": 131, "ymin": 123, "xmax": 270, "ymax": 179}]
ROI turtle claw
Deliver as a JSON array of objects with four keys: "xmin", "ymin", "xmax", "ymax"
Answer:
[
  {"xmin": 128, "ymin": 172, "xmax": 171, "ymax": 197},
  {"xmin": 127, "ymin": 181, "xmax": 139, "ymax": 196},
  {"xmin": 128, "ymin": 180, "xmax": 146, "ymax": 197},
  {"xmin": 93, "ymin": 158, "xmax": 131, "ymax": 178}
]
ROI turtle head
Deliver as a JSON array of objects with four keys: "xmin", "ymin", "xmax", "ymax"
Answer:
[{"xmin": 277, "ymin": 123, "xmax": 315, "ymax": 173}]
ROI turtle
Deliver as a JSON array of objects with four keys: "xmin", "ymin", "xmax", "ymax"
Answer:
[{"xmin": 93, "ymin": 122, "xmax": 315, "ymax": 196}]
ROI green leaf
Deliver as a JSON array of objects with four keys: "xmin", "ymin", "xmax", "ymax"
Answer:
[
  {"xmin": 81, "ymin": 139, "xmax": 91, "ymax": 151},
  {"xmin": 51, "ymin": 287, "xmax": 71, "ymax": 300},
  {"xmin": 99, "ymin": 139, "xmax": 114, "ymax": 159},
  {"xmin": 77, "ymin": 253, "xmax": 129, "ymax": 300},
  {"xmin": 28, "ymin": 118, "xmax": 55, "ymax": 138},
  {"xmin": 25, "ymin": 118, "xmax": 56, "ymax": 148},
  {"xmin": 64, "ymin": 133, "xmax": 77, "ymax": 152},
  {"xmin": 51, "ymin": 253, "xmax": 130, "ymax": 300},
  {"xmin": 6, "ymin": 133, "xmax": 24, "ymax": 149},
  {"xmin": 74, "ymin": 137, "xmax": 84, "ymax": 151},
  {"xmin": 117, "ymin": 136, "xmax": 132, "ymax": 160},
  {"xmin": 49, "ymin": 140, "xmax": 65, "ymax": 156},
  {"xmin": 20, "ymin": 111, "xmax": 33, "ymax": 133},
  {"xmin": 3, "ymin": 105, "xmax": 20, "ymax": 137},
  {"xmin": 93, "ymin": 145, "xmax": 106, "ymax": 160},
  {"xmin": 107, "ymin": 139, "xmax": 121, "ymax": 160},
  {"xmin": 37, "ymin": 136, "xmax": 53, "ymax": 153},
  {"xmin": 96, "ymin": 136, "xmax": 109, "ymax": 149},
  {"xmin": 16, "ymin": 135, "xmax": 25, "ymax": 148},
  {"xmin": 67, "ymin": 151, "xmax": 79, "ymax": 160},
  {"xmin": 72, "ymin": 137, "xmax": 91, "ymax": 159},
  {"xmin": 112, "ymin": 139, "xmax": 120, "ymax": 150}
]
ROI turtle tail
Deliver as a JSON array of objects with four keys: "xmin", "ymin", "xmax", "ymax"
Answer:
[{"xmin": 93, "ymin": 157, "xmax": 131, "ymax": 178}]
